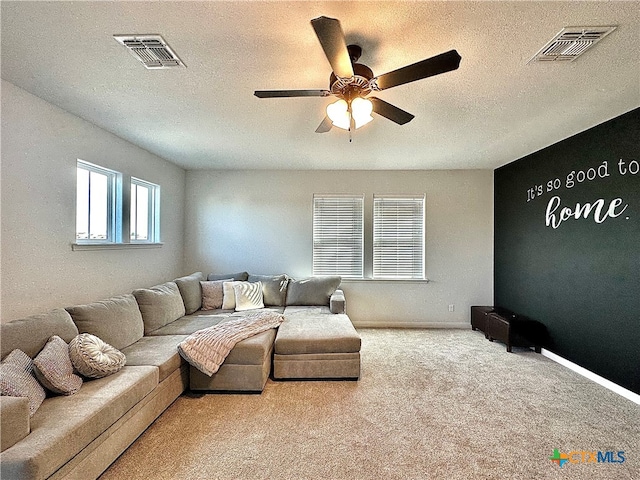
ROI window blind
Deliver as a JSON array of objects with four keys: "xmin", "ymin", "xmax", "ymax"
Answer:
[
  {"xmin": 313, "ymin": 195, "xmax": 364, "ymax": 277},
  {"xmin": 373, "ymin": 195, "xmax": 425, "ymax": 279}
]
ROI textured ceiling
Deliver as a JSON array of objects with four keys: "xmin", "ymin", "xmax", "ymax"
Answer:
[{"xmin": 2, "ymin": 1, "xmax": 639, "ymax": 170}]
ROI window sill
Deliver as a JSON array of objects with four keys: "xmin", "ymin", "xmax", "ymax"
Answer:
[
  {"xmin": 72, "ymin": 242, "xmax": 164, "ymax": 251},
  {"xmin": 341, "ymin": 277, "xmax": 430, "ymax": 283}
]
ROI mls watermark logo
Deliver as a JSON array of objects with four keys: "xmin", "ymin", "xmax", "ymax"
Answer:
[{"xmin": 549, "ymin": 449, "xmax": 625, "ymax": 467}]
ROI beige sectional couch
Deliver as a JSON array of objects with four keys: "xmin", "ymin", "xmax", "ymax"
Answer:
[{"xmin": 0, "ymin": 271, "xmax": 360, "ymax": 480}]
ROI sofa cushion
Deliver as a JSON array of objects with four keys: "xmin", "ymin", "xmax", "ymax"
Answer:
[
  {"xmin": 208, "ymin": 271, "xmax": 249, "ymax": 281},
  {"xmin": 0, "ymin": 350, "xmax": 46, "ymax": 416},
  {"xmin": 285, "ymin": 276, "xmax": 341, "ymax": 306},
  {"xmin": 248, "ymin": 274, "xmax": 289, "ymax": 306},
  {"xmin": 133, "ymin": 282, "xmax": 186, "ymax": 334},
  {"xmin": 120, "ymin": 335, "xmax": 187, "ymax": 382},
  {"xmin": 146, "ymin": 312, "xmax": 232, "ymax": 336},
  {"xmin": 276, "ymin": 309, "xmax": 361, "ymax": 355},
  {"xmin": 0, "ymin": 366, "xmax": 158, "ymax": 480},
  {"xmin": 0, "ymin": 397, "xmax": 30, "ymax": 452},
  {"xmin": 66, "ymin": 294, "xmax": 144, "ymax": 350},
  {"xmin": 174, "ymin": 272, "xmax": 205, "ymax": 314},
  {"xmin": 69, "ymin": 334, "xmax": 126, "ymax": 379},
  {"xmin": 1, "ymin": 309, "xmax": 78, "ymax": 360},
  {"xmin": 201, "ymin": 279, "xmax": 231, "ymax": 310},
  {"xmin": 234, "ymin": 281, "xmax": 264, "ymax": 311},
  {"xmin": 33, "ymin": 336, "xmax": 82, "ymax": 395},
  {"xmin": 224, "ymin": 329, "xmax": 277, "ymax": 365}
]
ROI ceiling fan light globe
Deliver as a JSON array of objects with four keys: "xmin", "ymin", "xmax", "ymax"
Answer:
[
  {"xmin": 327, "ymin": 99, "xmax": 350, "ymax": 130},
  {"xmin": 351, "ymin": 97, "xmax": 374, "ymax": 128}
]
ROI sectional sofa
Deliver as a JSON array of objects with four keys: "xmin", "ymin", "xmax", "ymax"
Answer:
[{"xmin": 0, "ymin": 272, "xmax": 361, "ymax": 480}]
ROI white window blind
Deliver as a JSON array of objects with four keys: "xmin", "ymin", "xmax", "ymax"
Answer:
[
  {"xmin": 373, "ymin": 195, "xmax": 425, "ymax": 279},
  {"xmin": 313, "ymin": 195, "xmax": 364, "ymax": 277}
]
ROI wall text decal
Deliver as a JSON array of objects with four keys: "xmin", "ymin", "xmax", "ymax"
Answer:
[{"xmin": 524, "ymin": 159, "xmax": 637, "ymax": 229}]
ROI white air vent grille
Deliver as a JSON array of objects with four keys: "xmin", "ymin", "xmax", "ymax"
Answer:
[
  {"xmin": 114, "ymin": 35, "xmax": 185, "ymax": 69},
  {"xmin": 529, "ymin": 26, "xmax": 616, "ymax": 63}
]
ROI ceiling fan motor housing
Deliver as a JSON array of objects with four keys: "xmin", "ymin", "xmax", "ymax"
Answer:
[{"xmin": 329, "ymin": 60, "xmax": 374, "ymax": 101}]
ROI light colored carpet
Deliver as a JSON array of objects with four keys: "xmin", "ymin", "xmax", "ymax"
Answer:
[{"xmin": 100, "ymin": 329, "xmax": 639, "ymax": 480}]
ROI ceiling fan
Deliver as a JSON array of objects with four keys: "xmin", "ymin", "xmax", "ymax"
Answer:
[{"xmin": 254, "ymin": 16, "xmax": 461, "ymax": 138}]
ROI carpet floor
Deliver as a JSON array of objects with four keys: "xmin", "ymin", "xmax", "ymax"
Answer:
[{"xmin": 100, "ymin": 329, "xmax": 639, "ymax": 480}]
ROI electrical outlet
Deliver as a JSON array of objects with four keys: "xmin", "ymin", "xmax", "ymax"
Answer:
[{"xmin": 448, "ymin": 304, "xmax": 455, "ymax": 312}]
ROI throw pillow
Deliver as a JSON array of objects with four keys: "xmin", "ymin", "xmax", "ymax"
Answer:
[
  {"xmin": 286, "ymin": 276, "xmax": 342, "ymax": 306},
  {"xmin": 0, "ymin": 349, "xmax": 46, "ymax": 416},
  {"xmin": 207, "ymin": 272, "xmax": 249, "ymax": 281},
  {"xmin": 201, "ymin": 279, "xmax": 232, "ymax": 310},
  {"xmin": 234, "ymin": 281, "xmax": 265, "ymax": 311},
  {"xmin": 69, "ymin": 334, "xmax": 126, "ymax": 379},
  {"xmin": 221, "ymin": 281, "xmax": 242, "ymax": 310},
  {"xmin": 33, "ymin": 336, "xmax": 82, "ymax": 395}
]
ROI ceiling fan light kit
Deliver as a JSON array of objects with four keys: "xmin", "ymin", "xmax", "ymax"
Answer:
[{"xmin": 254, "ymin": 16, "xmax": 461, "ymax": 139}]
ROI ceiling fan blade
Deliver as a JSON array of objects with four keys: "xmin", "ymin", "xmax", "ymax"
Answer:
[
  {"xmin": 315, "ymin": 115, "xmax": 333, "ymax": 133},
  {"xmin": 369, "ymin": 97, "xmax": 415, "ymax": 125},
  {"xmin": 254, "ymin": 89, "xmax": 331, "ymax": 98},
  {"xmin": 372, "ymin": 50, "xmax": 461, "ymax": 91},
  {"xmin": 310, "ymin": 16, "xmax": 354, "ymax": 79}
]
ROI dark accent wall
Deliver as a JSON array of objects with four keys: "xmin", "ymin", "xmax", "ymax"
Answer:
[{"xmin": 494, "ymin": 108, "xmax": 640, "ymax": 395}]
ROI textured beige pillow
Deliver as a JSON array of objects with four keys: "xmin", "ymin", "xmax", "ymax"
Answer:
[
  {"xmin": 0, "ymin": 349, "xmax": 46, "ymax": 416},
  {"xmin": 234, "ymin": 281, "xmax": 265, "ymax": 311},
  {"xmin": 200, "ymin": 279, "xmax": 232, "ymax": 310},
  {"xmin": 33, "ymin": 336, "xmax": 82, "ymax": 395},
  {"xmin": 69, "ymin": 334, "xmax": 126, "ymax": 379}
]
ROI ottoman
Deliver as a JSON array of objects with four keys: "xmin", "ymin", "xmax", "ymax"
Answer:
[
  {"xmin": 274, "ymin": 306, "xmax": 361, "ymax": 379},
  {"xmin": 189, "ymin": 328, "xmax": 277, "ymax": 392}
]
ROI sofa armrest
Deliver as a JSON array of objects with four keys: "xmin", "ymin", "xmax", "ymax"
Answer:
[
  {"xmin": 330, "ymin": 289, "xmax": 346, "ymax": 314},
  {"xmin": 1, "ymin": 396, "xmax": 30, "ymax": 452}
]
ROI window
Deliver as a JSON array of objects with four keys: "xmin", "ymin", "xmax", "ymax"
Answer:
[
  {"xmin": 130, "ymin": 177, "xmax": 159, "ymax": 242},
  {"xmin": 75, "ymin": 160, "xmax": 161, "ymax": 247},
  {"xmin": 313, "ymin": 195, "xmax": 364, "ymax": 277},
  {"xmin": 76, "ymin": 161, "xmax": 118, "ymax": 242},
  {"xmin": 373, "ymin": 195, "xmax": 425, "ymax": 279}
]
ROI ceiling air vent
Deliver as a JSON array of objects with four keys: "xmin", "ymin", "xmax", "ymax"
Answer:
[
  {"xmin": 529, "ymin": 26, "xmax": 616, "ymax": 63},
  {"xmin": 114, "ymin": 35, "xmax": 185, "ymax": 69}
]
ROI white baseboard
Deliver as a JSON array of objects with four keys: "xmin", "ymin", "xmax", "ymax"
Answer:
[
  {"xmin": 353, "ymin": 321, "xmax": 470, "ymax": 329},
  {"xmin": 541, "ymin": 349, "xmax": 640, "ymax": 406}
]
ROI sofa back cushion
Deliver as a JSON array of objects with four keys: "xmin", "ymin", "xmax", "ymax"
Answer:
[
  {"xmin": 1, "ymin": 309, "xmax": 79, "ymax": 359},
  {"xmin": 66, "ymin": 294, "xmax": 144, "ymax": 350},
  {"xmin": 207, "ymin": 272, "xmax": 249, "ymax": 281},
  {"xmin": 286, "ymin": 276, "xmax": 341, "ymax": 306},
  {"xmin": 248, "ymin": 274, "xmax": 289, "ymax": 306},
  {"xmin": 174, "ymin": 272, "xmax": 205, "ymax": 314},
  {"xmin": 133, "ymin": 282, "xmax": 186, "ymax": 334}
]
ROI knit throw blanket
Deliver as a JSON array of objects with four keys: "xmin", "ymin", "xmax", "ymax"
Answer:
[{"xmin": 178, "ymin": 311, "xmax": 285, "ymax": 376}]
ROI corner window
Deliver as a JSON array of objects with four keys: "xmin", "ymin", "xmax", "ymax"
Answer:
[
  {"xmin": 76, "ymin": 160, "xmax": 118, "ymax": 242},
  {"xmin": 373, "ymin": 195, "xmax": 425, "ymax": 279},
  {"xmin": 130, "ymin": 178, "xmax": 160, "ymax": 242},
  {"xmin": 313, "ymin": 195, "xmax": 364, "ymax": 278}
]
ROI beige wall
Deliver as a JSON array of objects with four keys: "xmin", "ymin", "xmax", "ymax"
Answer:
[
  {"xmin": 1, "ymin": 81, "xmax": 186, "ymax": 321},
  {"xmin": 184, "ymin": 169, "xmax": 493, "ymax": 327}
]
